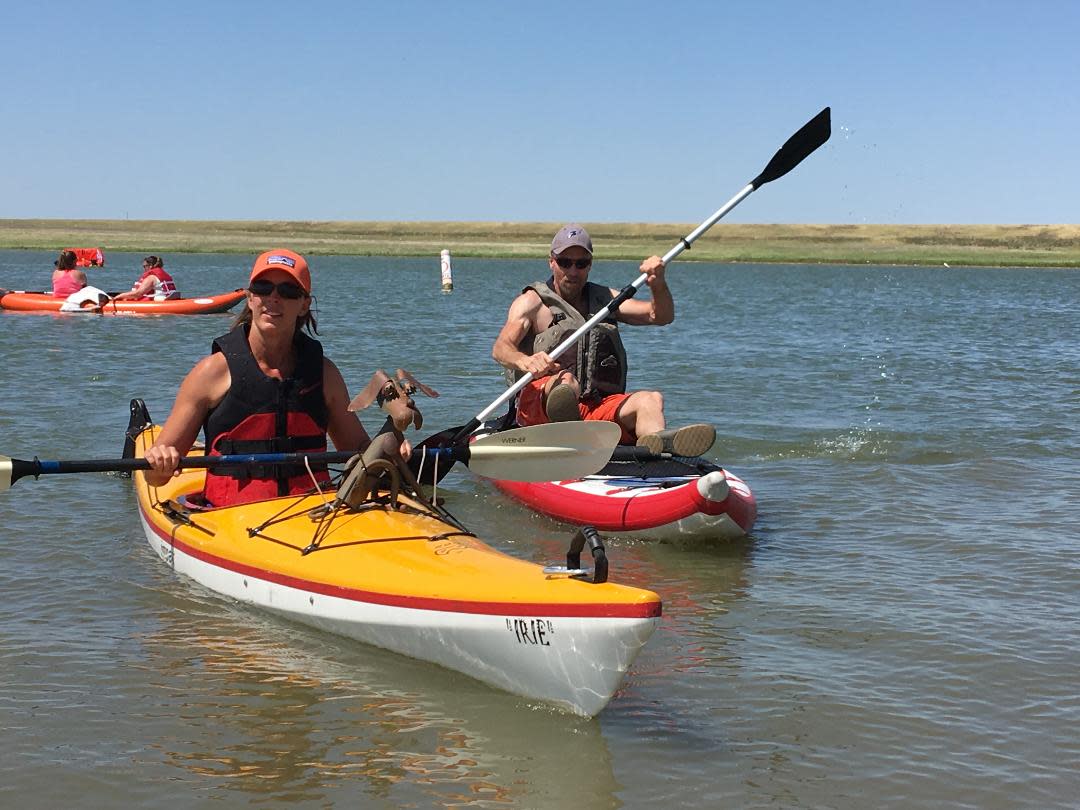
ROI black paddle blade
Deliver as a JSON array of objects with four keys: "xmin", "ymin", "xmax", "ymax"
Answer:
[
  {"xmin": 1, "ymin": 456, "xmax": 38, "ymax": 490},
  {"xmin": 751, "ymin": 106, "xmax": 831, "ymax": 189},
  {"xmin": 410, "ymin": 425, "xmax": 469, "ymax": 486}
]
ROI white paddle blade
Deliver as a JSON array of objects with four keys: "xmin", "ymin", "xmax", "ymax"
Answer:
[
  {"xmin": 0, "ymin": 456, "xmax": 12, "ymax": 491},
  {"xmin": 468, "ymin": 421, "xmax": 621, "ymax": 482}
]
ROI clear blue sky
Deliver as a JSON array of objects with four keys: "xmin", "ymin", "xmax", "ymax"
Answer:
[{"xmin": 3, "ymin": 1, "xmax": 1077, "ymax": 224}]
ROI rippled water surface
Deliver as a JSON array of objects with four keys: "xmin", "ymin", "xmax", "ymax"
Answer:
[{"xmin": 2, "ymin": 250, "xmax": 1078, "ymax": 807}]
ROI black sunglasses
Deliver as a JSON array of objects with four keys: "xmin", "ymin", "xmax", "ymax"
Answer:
[
  {"xmin": 248, "ymin": 279, "xmax": 307, "ymax": 299},
  {"xmin": 553, "ymin": 256, "xmax": 592, "ymax": 270}
]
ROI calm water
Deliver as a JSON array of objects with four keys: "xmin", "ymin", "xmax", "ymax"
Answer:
[{"xmin": 1, "ymin": 250, "xmax": 1077, "ymax": 808}]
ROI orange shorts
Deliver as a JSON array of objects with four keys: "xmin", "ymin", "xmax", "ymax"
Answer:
[{"xmin": 516, "ymin": 376, "xmax": 634, "ymax": 443}]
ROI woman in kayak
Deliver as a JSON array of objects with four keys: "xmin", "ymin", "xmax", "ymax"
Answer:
[
  {"xmin": 51, "ymin": 250, "xmax": 87, "ymax": 297},
  {"xmin": 142, "ymin": 249, "xmax": 376, "ymax": 506},
  {"xmin": 113, "ymin": 255, "xmax": 180, "ymax": 301}
]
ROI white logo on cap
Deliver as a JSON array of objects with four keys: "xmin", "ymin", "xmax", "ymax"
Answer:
[{"xmin": 266, "ymin": 255, "xmax": 296, "ymax": 268}]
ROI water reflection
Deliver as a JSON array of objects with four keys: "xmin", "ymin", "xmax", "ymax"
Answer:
[{"xmin": 132, "ymin": 587, "xmax": 620, "ymax": 806}]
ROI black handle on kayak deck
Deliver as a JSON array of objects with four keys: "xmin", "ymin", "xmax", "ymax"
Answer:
[
  {"xmin": 609, "ymin": 445, "xmax": 665, "ymax": 463},
  {"xmin": 567, "ymin": 525, "xmax": 608, "ymax": 584}
]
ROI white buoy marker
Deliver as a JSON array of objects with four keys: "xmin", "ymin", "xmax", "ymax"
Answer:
[{"xmin": 440, "ymin": 249, "xmax": 453, "ymax": 292}]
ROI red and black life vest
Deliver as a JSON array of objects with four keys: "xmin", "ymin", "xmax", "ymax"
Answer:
[{"xmin": 202, "ymin": 325, "xmax": 330, "ymax": 506}]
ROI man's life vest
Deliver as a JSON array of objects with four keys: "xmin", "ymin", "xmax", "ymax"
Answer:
[
  {"xmin": 202, "ymin": 325, "xmax": 330, "ymax": 506},
  {"xmin": 512, "ymin": 280, "xmax": 628, "ymax": 399}
]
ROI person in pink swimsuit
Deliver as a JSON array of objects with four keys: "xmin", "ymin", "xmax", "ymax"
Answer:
[{"xmin": 51, "ymin": 250, "xmax": 87, "ymax": 297}]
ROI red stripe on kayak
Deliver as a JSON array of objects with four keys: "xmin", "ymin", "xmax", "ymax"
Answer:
[
  {"xmin": 141, "ymin": 505, "xmax": 661, "ymax": 619},
  {"xmin": 495, "ymin": 478, "xmax": 699, "ymax": 532},
  {"xmin": 494, "ymin": 475, "xmax": 758, "ymax": 535}
]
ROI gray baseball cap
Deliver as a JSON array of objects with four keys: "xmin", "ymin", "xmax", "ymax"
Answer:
[{"xmin": 550, "ymin": 223, "xmax": 593, "ymax": 256}]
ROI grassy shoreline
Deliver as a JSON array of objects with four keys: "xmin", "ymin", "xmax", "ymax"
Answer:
[{"xmin": 1, "ymin": 219, "xmax": 1078, "ymax": 267}]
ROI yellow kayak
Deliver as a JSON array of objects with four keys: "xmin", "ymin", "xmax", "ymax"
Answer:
[{"xmin": 130, "ymin": 425, "xmax": 660, "ymax": 717}]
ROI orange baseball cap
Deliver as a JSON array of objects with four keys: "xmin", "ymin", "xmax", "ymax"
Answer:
[{"xmin": 249, "ymin": 249, "xmax": 311, "ymax": 293}]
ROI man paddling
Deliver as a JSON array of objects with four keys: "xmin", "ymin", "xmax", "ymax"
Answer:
[{"xmin": 492, "ymin": 224, "xmax": 715, "ymax": 457}]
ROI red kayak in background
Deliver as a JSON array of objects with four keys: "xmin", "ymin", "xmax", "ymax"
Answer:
[
  {"xmin": 67, "ymin": 247, "xmax": 105, "ymax": 267},
  {"xmin": 0, "ymin": 289, "xmax": 246, "ymax": 315}
]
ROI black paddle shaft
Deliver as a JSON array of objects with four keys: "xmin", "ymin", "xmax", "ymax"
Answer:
[{"xmin": 4, "ymin": 451, "xmax": 357, "ymax": 488}]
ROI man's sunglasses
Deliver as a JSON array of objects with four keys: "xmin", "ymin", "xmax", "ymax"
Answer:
[
  {"xmin": 248, "ymin": 279, "xmax": 307, "ymax": 299},
  {"xmin": 553, "ymin": 256, "xmax": 592, "ymax": 270}
]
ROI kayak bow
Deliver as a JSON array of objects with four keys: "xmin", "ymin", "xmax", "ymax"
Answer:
[{"xmin": 129, "ymin": 424, "xmax": 660, "ymax": 716}]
